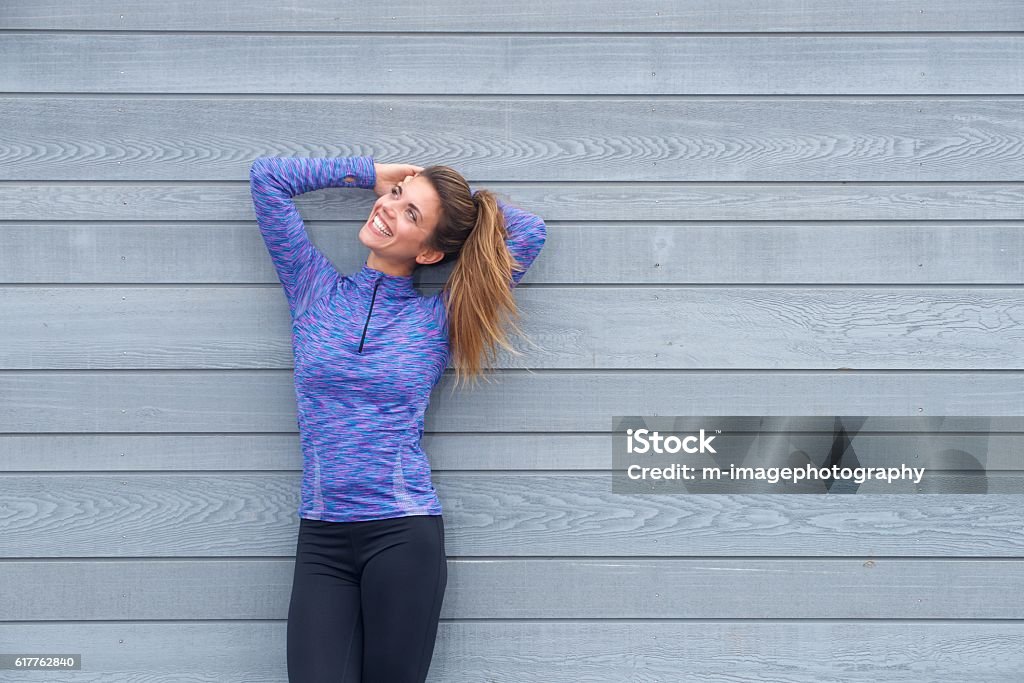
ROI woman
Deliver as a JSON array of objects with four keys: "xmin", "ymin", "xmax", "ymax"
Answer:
[{"xmin": 249, "ymin": 154, "xmax": 547, "ymax": 682}]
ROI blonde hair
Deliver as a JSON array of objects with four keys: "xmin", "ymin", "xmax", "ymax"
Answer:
[{"xmin": 420, "ymin": 166, "xmax": 528, "ymax": 390}]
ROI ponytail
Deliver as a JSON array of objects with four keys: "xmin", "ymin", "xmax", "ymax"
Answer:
[
  {"xmin": 420, "ymin": 165, "xmax": 537, "ymax": 391},
  {"xmin": 442, "ymin": 189, "xmax": 525, "ymax": 389}
]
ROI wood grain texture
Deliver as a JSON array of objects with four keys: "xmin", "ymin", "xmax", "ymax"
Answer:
[
  {"xmin": 5, "ymin": 622, "xmax": 1023, "ymax": 682},
  {"xmin": 3, "ymin": 3, "xmax": 1023, "ymax": 679},
  {"xmin": 5, "ymin": 0, "xmax": 1022, "ymax": 31},
  {"xmin": 5, "ymin": 286, "xmax": 1024, "ymax": 369},
  {"xmin": 3, "ymin": 183, "xmax": 1023, "ymax": 221},
  {"xmin": 4, "ymin": 371, "xmax": 1024, "ymax": 433},
  {"xmin": 5, "ymin": 430, "xmax": 1024, "ymax": 472},
  {"xmin": 1, "ymin": 474, "xmax": 1022, "ymax": 557},
  {"xmin": 5, "ymin": 97, "xmax": 1023, "ymax": 182},
  {"xmin": 0, "ymin": 433, "xmax": 604, "ymax": 471},
  {"xmin": 4, "ymin": 558, "xmax": 1023, "ymax": 620},
  {"xmin": 2, "ymin": 35, "xmax": 1022, "ymax": 94},
  {"xmin": 3, "ymin": 221, "xmax": 1023, "ymax": 285}
]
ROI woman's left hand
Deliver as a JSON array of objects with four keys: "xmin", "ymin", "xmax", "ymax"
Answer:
[{"xmin": 373, "ymin": 162, "xmax": 424, "ymax": 197}]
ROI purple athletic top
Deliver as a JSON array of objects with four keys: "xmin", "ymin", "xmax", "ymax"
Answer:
[{"xmin": 249, "ymin": 156, "xmax": 546, "ymax": 522}]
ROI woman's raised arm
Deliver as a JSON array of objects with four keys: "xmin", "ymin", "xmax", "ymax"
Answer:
[
  {"xmin": 249, "ymin": 155, "xmax": 376, "ymax": 321},
  {"xmin": 497, "ymin": 198, "xmax": 547, "ymax": 288}
]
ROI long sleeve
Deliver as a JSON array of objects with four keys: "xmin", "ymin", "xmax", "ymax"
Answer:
[
  {"xmin": 249, "ymin": 155, "xmax": 376, "ymax": 321},
  {"xmin": 498, "ymin": 199, "xmax": 547, "ymax": 288}
]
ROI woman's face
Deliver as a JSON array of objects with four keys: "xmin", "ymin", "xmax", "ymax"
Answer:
[{"xmin": 359, "ymin": 175, "xmax": 444, "ymax": 267}]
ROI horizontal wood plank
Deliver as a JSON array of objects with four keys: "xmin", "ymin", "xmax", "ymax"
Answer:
[
  {"xmin": 2, "ymin": 222, "xmax": 1024, "ymax": 285},
  {"xmin": 5, "ymin": 430, "xmax": 1023, "ymax": 471},
  {"xmin": 4, "ymin": 0, "xmax": 1022, "ymax": 32},
  {"xmin": 5, "ymin": 97, "xmax": 1024, "ymax": 182},
  {"xmin": 0, "ymin": 433, "xmax": 601, "ymax": 471},
  {"xmin": 4, "ymin": 286, "xmax": 1024, "ymax": 369},
  {"xmin": 3, "ymin": 371, "xmax": 1024, "ymax": 433},
  {"xmin": 2, "ymin": 35, "xmax": 1022, "ymax": 94},
  {"xmin": 3, "ymin": 558, "xmax": 1023, "ymax": 620},
  {"xmin": 1, "ymin": 474, "xmax": 1022, "ymax": 557},
  {"xmin": 5, "ymin": 622, "xmax": 1022, "ymax": 682},
  {"xmin": 3, "ymin": 183, "xmax": 1022, "ymax": 221}
]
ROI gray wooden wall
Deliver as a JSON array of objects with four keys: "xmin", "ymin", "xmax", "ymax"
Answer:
[{"xmin": 3, "ymin": 2, "xmax": 1024, "ymax": 681}]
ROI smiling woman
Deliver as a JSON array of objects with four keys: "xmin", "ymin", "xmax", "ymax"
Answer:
[
  {"xmin": 359, "ymin": 173, "xmax": 444, "ymax": 274},
  {"xmin": 248, "ymin": 153, "xmax": 546, "ymax": 683}
]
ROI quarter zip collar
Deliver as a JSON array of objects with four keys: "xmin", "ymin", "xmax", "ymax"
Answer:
[
  {"xmin": 353, "ymin": 260, "xmax": 417, "ymax": 354},
  {"xmin": 354, "ymin": 260, "xmax": 417, "ymax": 298}
]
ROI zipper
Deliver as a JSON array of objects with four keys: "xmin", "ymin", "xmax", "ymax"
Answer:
[{"xmin": 358, "ymin": 275, "xmax": 382, "ymax": 353}]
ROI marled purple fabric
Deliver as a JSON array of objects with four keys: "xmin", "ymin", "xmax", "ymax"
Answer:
[{"xmin": 249, "ymin": 156, "xmax": 546, "ymax": 522}]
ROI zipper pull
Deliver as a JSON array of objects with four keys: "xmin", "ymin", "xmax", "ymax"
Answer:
[{"xmin": 358, "ymin": 275, "xmax": 382, "ymax": 353}]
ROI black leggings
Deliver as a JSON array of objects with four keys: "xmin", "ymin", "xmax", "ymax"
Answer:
[{"xmin": 286, "ymin": 514, "xmax": 448, "ymax": 682}]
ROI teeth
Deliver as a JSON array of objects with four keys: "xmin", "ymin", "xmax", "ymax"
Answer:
[{"xmin": 372, "ymin": 213, "xmax": 393, "ymax": 237}]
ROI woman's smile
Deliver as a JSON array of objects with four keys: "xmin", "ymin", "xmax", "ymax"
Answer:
[{"xmin": 371, "ymin": 211, "xmax": 393, "ymax": 237}]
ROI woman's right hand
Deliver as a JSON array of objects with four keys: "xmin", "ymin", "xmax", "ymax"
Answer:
[{"xmin": 373, "ymin": 162, "xmax": 425, "ymax": 197}]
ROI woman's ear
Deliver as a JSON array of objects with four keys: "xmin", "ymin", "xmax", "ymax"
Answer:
[{"xmin": 416, "ymin": 247, "xmax": 446, "ymax": 267}]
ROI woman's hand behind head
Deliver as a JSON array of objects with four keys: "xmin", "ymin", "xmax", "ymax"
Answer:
[{"xmin": 373, "ymin": 162, "xmax": 425, "ymax": 197}]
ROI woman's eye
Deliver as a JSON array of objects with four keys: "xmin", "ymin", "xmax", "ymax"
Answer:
[{"xmin": 389, "ymin": 186, "xmax": 414, "ymax": 221}]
